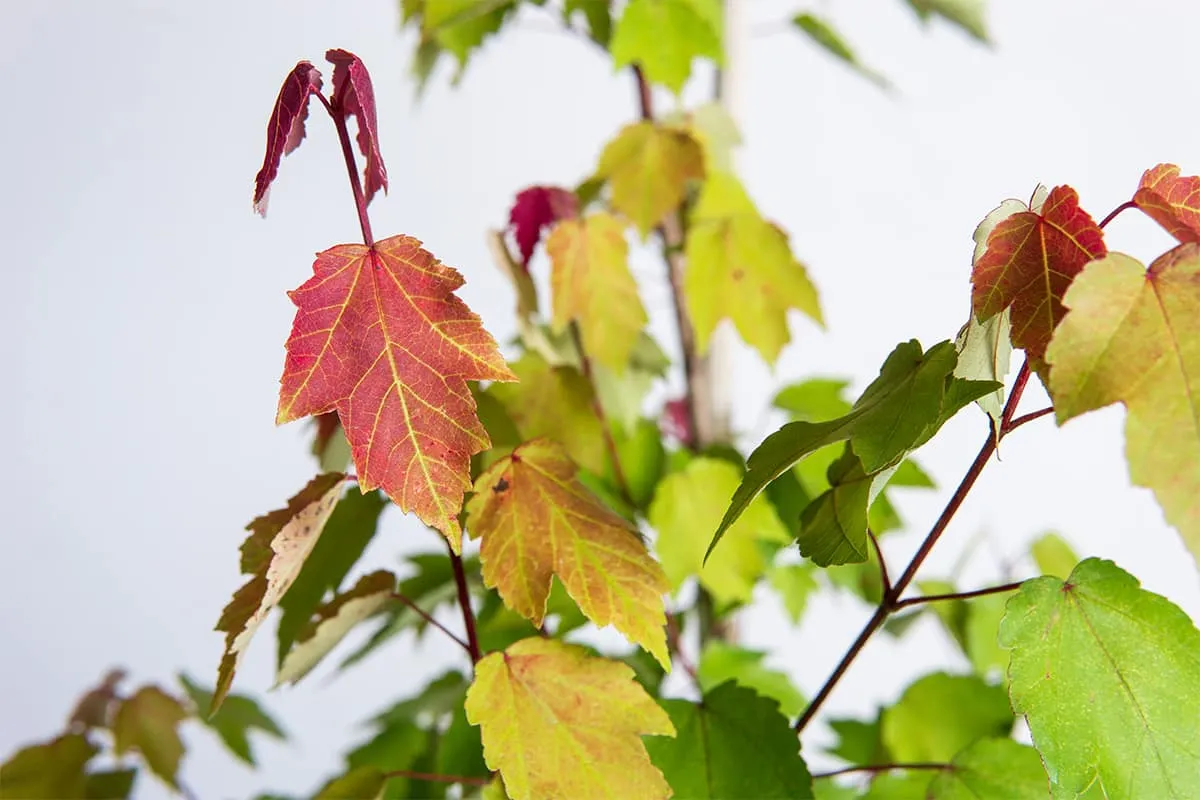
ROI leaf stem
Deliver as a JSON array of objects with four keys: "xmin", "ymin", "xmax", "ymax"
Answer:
[
  {"xmin": 388, "ymin": 592, "xmax": 473, "ymax": 656},
  {"xmin": 449, "ymin": 544, "xmax": 482, "ymax": 664},
  {"xmin": 381, "ymin": 769, "xmax": 490, "ymax": 787},
  {"xmin": 811, "ymin": 762, "xmax": 952, "ymax": 780},
  {"xmin": 317, "ymin": 92, "xmax": 374, "ymax": 247},
  {"xmin": 1098, "ymin": 199, "xmax": 1137, "ymax": 230},
  {"xmin": 891, "ymin": 580, "xmax": 1026, "ymax": 611},
  {"xmin": 867, "ymin": 528, "xmax": 891, "ymax": 597},
  {"xmin": 1003, "ymin": 406, "xmax": 1054, "ymax": 434},
  {"xmin": 568, "ymin": 321, "xmax": 634, "ymax": 506},
  {"xmin": 794, "ymin": 358, "xmax": 1036, "ymax": 734}
]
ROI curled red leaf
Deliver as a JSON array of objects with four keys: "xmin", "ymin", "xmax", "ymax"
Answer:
[
  {"xmin": 253, "ymin": 62, "xmax": 323, "ymax": 216},
  {"xmin": 326, "ymin": 49, "xmax": 388, "ymax": 206},
  {"xmin": 661, "ymin": 397, "xmax": 694, "ymax": 447},
  {"xmin": 508, "ymin": 186, "xmax": 579, "ymax": 268},
  {"xmin": 1133, "ymin": 163, "xmax": 1200, "ymax": 244}
]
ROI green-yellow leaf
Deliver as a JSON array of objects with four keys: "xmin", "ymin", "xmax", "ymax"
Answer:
[
  {"xmin": 596, "ymin": 123, "xmax": 703, "ymax": 237},
  {"xmin": 881, "ymin": 672, "xmax": 1012, "ymax": 762},
  {"xmin": 1000, "ymin": 558, "xmax": 1200, "ymax": 798},
  {"xmin": 0, "ymin": 734, "xmax": 96, "ymax": 799},
  {"xmin": 928, "ymin": 738, "xmax": 1049, "ymax": 799},
  {"xmin": 112, "ymin": 686, "xmax": 187, "ymax": 790},
  {"xmin": 610, "ymin": 0, "xmax": 722, "ymax": 93},
  {"xmin": 685, "ymin": 173, "xmax": 822, "ymax": 363},
  {"xmin": 1030, "ymin": 532, "xmax": 1079, "ymax": 580},
  {"xmin": 650, "ymin": 457, "xmax": 789, "ymax": 606},
  {"xmin": 178, "ymin": 674, "xmax": 285, "ymax": 766},
  {"xmin": 1046, "ymin": 245, "xmax": 1200, "ymax": 564},
  {"xmin": 467, "ymin": 438, "xmax": 670, "ymax": 666},
  {"xmin": 212, "ymin": 473, "xmax": 347, "ymax": 711},
  {"xmin": 465, "ymin": 638, "xmax": 674, "ymax": 800},
  {"xmin": 792, "ymin": 13, "xmax": 888, "ymax": 87},
  {"xmin": 907, "ymin": 0, "xmax": 990, "ymax": 41},
  {"xmin": 696, "ymin": 642, "xmax": 805, "ymax": 718},
  {"xmin": 314, "ymin": 766, "xmax": 386, "ymax": 800},
  {"xmin": 767, "ymin": 562, "xmax": 819, "ymax": 624}
]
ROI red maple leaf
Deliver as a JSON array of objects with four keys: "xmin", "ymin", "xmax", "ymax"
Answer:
[
  {"xmin": 252, "ymin": 61, "xmax": 323, "ymax": 216},
  {"xmin": 1133, "ymin": 163, "xmax": 1200, "ymax": 244},
  {"xmin": 277, "ymin": 235, "xmax": 516, "ymax": 549},
  {"xmin": 326, "ymin": 49, "xmax": 388, "ymax": 207},
  {"xmin": 508, "ymin": 186, "xmax": 579, "ymax": 268},
  {"xmin": 971, "ymin": 185, "xmax": 1107, "ymax": 361}
]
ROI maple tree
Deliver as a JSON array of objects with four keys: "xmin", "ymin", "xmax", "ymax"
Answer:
[{"xmin": 7, "ymin": 4, "xmax": 1200, "ymax": 800}]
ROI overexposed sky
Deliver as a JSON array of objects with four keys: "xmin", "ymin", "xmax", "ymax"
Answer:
[{"xmin": 3, "ymin": 1, "xmax": 1199, "ymax": 797}]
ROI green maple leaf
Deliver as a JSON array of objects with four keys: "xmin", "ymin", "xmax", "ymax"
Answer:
[
  {"xmin": 685, "ymin": 173, "xmax": 822, "ymax": 363},
  {"xmin": 112, "ymin": 686, "xmax": 188, "ymax": 790},
  {"xmin": 178, "ymin": 674, "xmax": 285, "ymax": 766},
  {"xmin": 1000, "ymin": 558, "xmax": 1200, "ymax": 798},
  {"xmin": 696, "ymin": 642, "xmax": 805, "ymax": 718},
  {"xmin": 610, "ymin": 0, "xmax": 722, "ymax": 93},
  {"xmin": 650, "ymin": 457, "xmax": 789, "ymax": 606},
  {"xmin": 881, "ymin": 672, "xmax": 1013, "ymax": 763},
  {"xmin": 907, "ymin": 0, "xmax": 990, "ymax": 41},
  {"xmin": 1029, "ymin": 531, "xmax": 1079, "ymax": 580},
  {"xmin": 792, "ymin": 13, "xmax": 888, "ymax": 87},
  {"xmin": 645, "ymin": 682, "xmax": 814, "ymax": 799},
  {"xmin": 1047, "ymin": 245, "xmax": 1200, "ymax": 564},
  {"xmin": 0, "ymin": 734, "xmax": 97, "ymax": 799},
  {"xmin": 927, "ymin": 738, "xmax": 1050, "ymax": 799}
]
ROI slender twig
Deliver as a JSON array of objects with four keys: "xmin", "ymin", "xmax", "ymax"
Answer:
[
  {"xmin": 811, "ymin": 762, "xmax": 952, "ymax": 780},
  {"xmin": 449, "ymin": 544, "xmax": 482, "ymax": 664},
  {"xmin": 381, "ymin": 769, "xmax": 490, "ymax": 787},
  {"xmin": 1004, "ymin": 406, "xmax": 1054, "ymax": 434},
  {"xmin": 892, "ymin": 580, "xmax": 1026, "ymax": 611},
  {"xmin": 568, "ymin": 321, "xmax": 634, "ymax": 505},
  {"xmin": 867, "ymin": 528, "xmax": 891, "ymax": 597},
  {"xmin": 665, "ymin": 612, "xmax": 701, "ymax": 688},
  {"xmin": 389, "ymin": 592, "xmax": 472, "ymax": 655},
  {"xmin": 795, "ymin": 358, "xmax": 1036, "ymax": 734},
  {"xmin": 316, "ymin": 93, "xmax": 374, "ymax": 246},
  {"xmin": 1098, "ymin": 200, "xmax": 1137, "ymax": 230}
]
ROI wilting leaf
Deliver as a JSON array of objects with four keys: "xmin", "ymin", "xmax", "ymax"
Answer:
[
  {"xmin": 0, "ymin": 733, "xmax": 96, "ymax": 799},
  {"xmin": 1046, "ymin": 245, "xmax": 1200, "ymax": 563},
  {"xmin": 214, "ymin": 473, "xmax": 346, "ymax": 710},
  {"xmin": 467, "ymin": 439, "xmax": 670, "ymax": 666},
  {"xmin": 178, "ymin": 674, "xmax": 284, "ymax": 766},
  {"xmin": 971, "ymin": 185, "xmax": 1106, "ymax": 364},
  {"xmin": 907, "ymin": 0, "xmax": 989, "ymax": 41},
  {"xmin": 276, "ymin": 571, "xmax": 397, "ymax": 686},
  {"xmin": 465, "ymin": 638, "xmax": 674, "ymax": 800},
  {"xmin": 881, "ymin": 672, "xmax": 1012, "ymax": 762},
  {"xmin": 685, "ymin": 173, "xmax": 822, "ymax": 363},
  {"xmin": 651, "ymin": 457, "xmax": 788, "ymax": 606},
  {"xmin": 111, "ymin": 687, "xmax": 187, "ymax": 790},
  {"xmin": 1001, "ymin": 558, "xmax": 1200, "ymax": 798},
  {"xmin": 276, "ymin": 235, "xmax": 515, "ymax": 550},
  {"xmin": 646, "ymin": 682, "xmax": 814, "ymax": 799},
  {"xmin": 508, "ymin": 185, "xmax": 578, "ymax": 267},
  {"xmin": 792, "ymin": 14, "xmax": 886, "ymax": 86},
  {"xmin": 696, "ymin": 642, "xmax": 804, "ymax": 718},
  {"xmin": 546, "ymin": 213, "xmax": 648, "ymax": 371},
  {"xmin": 1132, "ymin": 163, "xmax": 1200, "ymax": 243},
  {"xmin": 597, "ymin": 122, "xmax": 704, "ymax": 237},
  {"xmin": 325, "ymin": 49, "xmax": 388, "ymax": 205},
  {"xmin": 610, "ymin": 0, "xmax": 722, "ymax": 93},
  {"xmin": 928, "ymin": 738, "xmax": 1049, "ymax": 799},
  {"xmin": 252, "ymin": 61, "xmax": 323, "ymax": 216}
]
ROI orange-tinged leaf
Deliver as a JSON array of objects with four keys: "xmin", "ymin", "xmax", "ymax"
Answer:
[
  {"xmin": 597, "ymin": 121, "xmax": 704, "ymax": 237},
  {"xmin": 1133, "ymin": 163, "xmax": 1200, "ymax": 244},
  {"xmin": 466, "ymin": 439, "xmax": 670, "ymax": 667},
  {"xmin": 464, "ymin": 638, "xmax": 675, "ymax": 800},
  {"xmin": 276, "ymin": 235, "xmax": 515, "ymax": 549},
  {"xmin": 1047, "ymin": 244, "xmax": 1200, "ymax": 565},
  {"xmin": 546, "ymin": 213, "xmax": 648, "ymax": 373},
  {"xmin": 213, "ymin": 473, "xmax": 346, "ymax": 711},
  {"xmin": 112, "ymin": 686, "xmax": 188, "ymax": 790},
  {"xmin": 971, "ymin": 185, "xmax": 1106, "ymax": 363}
]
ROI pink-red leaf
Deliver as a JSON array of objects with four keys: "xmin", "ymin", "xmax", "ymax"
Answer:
[
  {"xmin": 276, "ymin": 235, "xmax": 515, "ymax": 549},
  {"xmin": 508, "ymin": 186, "xmax": 579, "ymax": 267},
  {"xmin": 325, "ymin": 49, "xmax": 388, "ymax": 206},
  {"xmin": 971, "ymin": 185, "xmax": 1106, "ymax": 362},
  {"xmin": 252, "ymin": 61, "xmax": 323, "ymax": 216},
  {"xmin": 1133, "ymin": 163, "xmax": 1200, "ymax": 244}
]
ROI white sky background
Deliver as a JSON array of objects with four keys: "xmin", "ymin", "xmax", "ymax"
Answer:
[{"xmin": 2, "ymin": 0, "xmax": 1199, "ymax": 797}]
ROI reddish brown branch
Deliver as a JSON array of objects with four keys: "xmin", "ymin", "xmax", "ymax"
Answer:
[
  {"xmin": 449, "ymin": 544, "xmax": 482, "ymax": 664},
  {"xmin": 665, "ymin": 612, "xmax": 700, "ymax": 688},
  {"xmin": 381, "ymin": 769, "xmax": 490, "ymax": 787},
  {"xmin": 892, "ymin": 580, "xmax": 1026, "ymax": 611},
  {"xmin": 1098, "ymin": 200, "xmax": 1137, "ymax": 230},
  {"xmin": 317, "ymin": 92, "xmax": 374, "ymax": 246},
  {"xmin": 389, "ymin": 592, "xmax": 472, "ymax": 655},
  {"xmin": 1004, "ymin": 406, "xmax": 1054, "ymax": 434}
]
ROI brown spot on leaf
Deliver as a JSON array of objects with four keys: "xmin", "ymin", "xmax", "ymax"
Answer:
[{"xmin": 493, "ymin": 477, "xmax": 510, "ymax": 494}]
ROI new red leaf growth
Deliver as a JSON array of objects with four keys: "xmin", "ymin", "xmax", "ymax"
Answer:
[
  {"xmin": 252, "ymin": 62, "xmax": 323, "ymax": 216},
  {"xmin": 508, "ymin": 186, "xmax": 579, "ymax": 268},
  {"xmin": 325, "ymin": 49, "xmax": 389, "ymax": 206}
]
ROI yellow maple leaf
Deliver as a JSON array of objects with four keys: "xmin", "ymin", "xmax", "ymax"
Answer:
[
  {"xmin": 1047, "ymin": 244, "xmax": 1200, "ymax": 564},
  {"xmin": 464, "ymin": 638, "xmax": 675, "ymax": 800},
  {"xmin": 597, "ymin": 120, "xmax": 704, "ymax": 236},
  {"xmin": 545, "ymin": 213, "xmax": 648, "ymax": 373},
  {"xmin": 685, "ymin": 172, "xmax": 823, "ymax": 363},
  {"xmin": 466, "ymin": 438, "xmax": 670, "ymax": 667}
]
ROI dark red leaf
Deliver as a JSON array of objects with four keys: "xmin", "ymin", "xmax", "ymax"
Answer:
[
  {"xmin": 325, "ymin": 49, "xmax": 388, "ymax": 206},
  {"xmin": 660, "ymin": 398, "xmax": 694, "ymax": 448},
  {"xmin": 508, "ymin": 186, "xmax": 579, "ymax": 267},
  {"xmin": 253, "ymin": 62, "xmax": 323, "ymax": 217}
]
